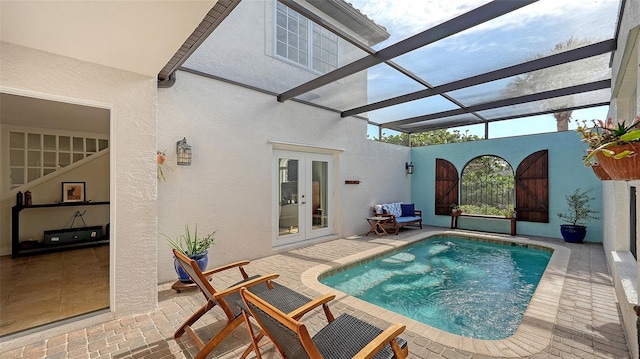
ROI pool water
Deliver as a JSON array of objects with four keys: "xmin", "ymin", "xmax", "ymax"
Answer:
[{"xmin": 320, "ymin": 237, "xmax": 552, "ymax": 339}]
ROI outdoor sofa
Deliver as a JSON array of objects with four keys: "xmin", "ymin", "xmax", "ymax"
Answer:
[{"xmin": 373, "ymin": 202, "xmax": 422, "ymax": 235}]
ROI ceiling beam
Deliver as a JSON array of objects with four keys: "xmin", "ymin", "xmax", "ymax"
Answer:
[
  {"xmin": 158, "ymin": 0, "xmax": 242, "ymax": 87},
  {"xmin": 392, "ymin": 102, "xmax": 611, "ymax": 133},
  {"xmin": 342, "ymin": 39, "xmax": 616, "ymax": 117},
  {"xmin": 276, "ymin": 0, "xmax": 538, "ymax": 102},
  {"xmin": 383, "ymin": 79, "xmax": 610, "ymax": 128}
]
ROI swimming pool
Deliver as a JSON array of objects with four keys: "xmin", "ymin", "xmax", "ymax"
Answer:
[{"xmin": 320, "ymin": 236, "xmax": 552, "ymax": 340}]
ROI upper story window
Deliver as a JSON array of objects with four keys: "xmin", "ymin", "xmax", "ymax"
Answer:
[{"xmin": 275, "ymin": 2, "xmax": 338, "ymax": 74}]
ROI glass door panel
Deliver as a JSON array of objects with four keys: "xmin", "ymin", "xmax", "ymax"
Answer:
[
  {"xmin": 310, "ymin": 160, "xmax": 328, "ymax": 230},
  {"xmin": 278, "ymin": 157, "xmax": 300, "ymax": 236},
  {"xmin": 274, "ymin": 150, "xmax": 333, "ymax": 247}
]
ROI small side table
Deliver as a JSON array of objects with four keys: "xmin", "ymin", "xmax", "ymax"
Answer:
[{"xmin": 366, "ymin": 216, "xmax": 389, "ymax": 237}]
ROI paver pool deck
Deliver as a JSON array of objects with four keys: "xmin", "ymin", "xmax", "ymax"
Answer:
[{"xmin": 0, "ymin": 227, "xmax": 631, "ymax": 358}]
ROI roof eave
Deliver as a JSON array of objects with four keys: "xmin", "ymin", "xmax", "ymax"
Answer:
[{"xmin": 306, "ymin": 0, "xmax": 390, "ymax": 46}]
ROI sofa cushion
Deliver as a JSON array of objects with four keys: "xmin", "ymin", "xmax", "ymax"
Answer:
[
  {"xmin": 382, "ymin": 203, "xmax": 402, "ymax": 218},
  {"xmin": 401, "ymin": 203, "xmax": 415, "ymax": 217},
  {"xmin": 396, "ymin": 216, "xmax": 421, "ymax": 223}
]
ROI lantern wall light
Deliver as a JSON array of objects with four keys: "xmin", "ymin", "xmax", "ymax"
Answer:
[
  {"xmin": 406, "ymin": 162, "xmax": 414, "ymax": 174},
  {"xmin": 176, "ymin": 137, "xmax": 192, "ymax": 166}
]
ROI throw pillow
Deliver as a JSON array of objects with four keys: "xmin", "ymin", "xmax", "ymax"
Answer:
[
  {"xmin": 383, "ymin": 203, "xmax": 402, "ymax": 218},
  {"xmin": 401, "ymin": 203, "xmax": 415, "ymax": 217},
  {"xmin": 374, "ymin": 204, "xmax": 383, "ymax": 214}
]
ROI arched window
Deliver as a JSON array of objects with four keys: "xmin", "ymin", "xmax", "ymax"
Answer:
[{"xmin": 460, "ymin": 155, "xmax": 515, "ymax": 216}]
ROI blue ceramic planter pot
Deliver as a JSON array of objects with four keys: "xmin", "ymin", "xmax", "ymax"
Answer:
[
  {"xmin": 174, "ymin": 252, "xmax": 208, "ymax": 282},
  {"xmin": 560, "ymin": 225, "xmax": 587, "ymax": 243}
]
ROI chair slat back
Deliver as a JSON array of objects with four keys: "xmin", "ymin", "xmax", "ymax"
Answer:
[
  {"xmin": 240, "ymin": 288, "xmax": 319, "ymax": 359},
  {"xmin": 173, "ymin": 249, "xmax": 218, "ymax": 303}
]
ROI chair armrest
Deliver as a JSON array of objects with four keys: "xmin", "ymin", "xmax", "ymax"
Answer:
[
  {"xmin": 414, "ymin": 209, "xmax": 422, "ymax": 217},
  {"xmin": 352, "ymin": 323, "xmax": 407, "ymax": 359},
  {"xmin": 288, "ymin": 293, "xmax": 336, "ymax": 321},
  {"xmin": 214, "ymin": 273, "xmax": 280, "ymax": 300},
  {"xmin": 202, "ymin": 260, "xmax": 251, "ymax": 278}
]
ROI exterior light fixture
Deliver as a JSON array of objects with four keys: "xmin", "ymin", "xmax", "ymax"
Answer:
[
  {"xmin": 405, "ymin": 162, "xmax": 414, "ymax": 174},
  {"xmin": 176, "ymin": 137, "xmax": 192, "ymax": 166}
]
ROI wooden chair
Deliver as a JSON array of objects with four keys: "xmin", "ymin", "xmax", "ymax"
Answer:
[
  {"xmin": 172, "ymin": 249, "xmax": 334, "ymax": 359},
  {"xmin": 239, "ymin": 287, "xmax": 409, "ymax": 359}
]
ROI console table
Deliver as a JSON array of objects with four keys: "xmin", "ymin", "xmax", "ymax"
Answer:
[{"xmin": 11, "ymin": 201, "xmax": 110, "ymax": 258}]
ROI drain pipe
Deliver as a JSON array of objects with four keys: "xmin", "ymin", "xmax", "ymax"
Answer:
[{"xmin": 157, "ymin": 72, "xmax": 176, "ymax": 88}]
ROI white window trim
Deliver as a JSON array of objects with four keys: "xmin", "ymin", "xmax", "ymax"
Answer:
[{"xmin": 273, "ymin": 1, "xmax": 338, "ymax": 75}]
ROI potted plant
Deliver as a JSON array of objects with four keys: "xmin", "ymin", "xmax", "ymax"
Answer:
[
  {"xmin": 557, "ymin": 188, "xmax": 599, "ymax": 243},
  {"xmin": 578, "ymin": 117, "xmax": 640, "ymax": 180},
  {"xmin": 164, "ymin": 224, "xmax": 216, "ymax": 282}
]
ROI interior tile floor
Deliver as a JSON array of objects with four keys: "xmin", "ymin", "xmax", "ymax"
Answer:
[
  {"xmin": 0, "ymin": 245, "xmax": 109, "ymax": 337},
  {"xmin": 0, "ymin": 228, "xmax": 632, "ymax": 358}
]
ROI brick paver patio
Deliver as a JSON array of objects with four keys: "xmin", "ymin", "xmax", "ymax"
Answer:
[{"xmin": 0, "ymin": 227, "xmax": 630, "ymax": 358}]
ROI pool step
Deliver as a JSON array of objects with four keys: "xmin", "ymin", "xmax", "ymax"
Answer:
[{"xmin": 381, "ymin": 252, "xmax": 415, "ymax": 265}]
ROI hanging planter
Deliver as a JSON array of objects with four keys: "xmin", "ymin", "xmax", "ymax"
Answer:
[
  {"xmin": 590, "ymin": 163, "xmax": 611, "ymax": 181},
  {"xmin": 594, "ymin": 143, "xmax": 640, "ymax": 181},
  {"xmin": 579, "ymin": 117, "xmax": 640, "ymax": 181}
]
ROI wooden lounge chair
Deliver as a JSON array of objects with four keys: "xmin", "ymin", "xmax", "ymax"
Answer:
[
  {"xmin": 239, "ymin": 287, "xmax": 409, "ymax": 359},
  {"xmin": 172, "ymin": 249, "xmax": 334, "ymax": 359}
]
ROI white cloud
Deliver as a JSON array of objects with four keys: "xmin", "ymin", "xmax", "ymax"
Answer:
[
  {"xmin": 348, "ymin": 0, "xmax": 618, "ymax": 47},
  {"xmin": 350, "ymin": 0, "xmax": 489, "ymax": 44}
]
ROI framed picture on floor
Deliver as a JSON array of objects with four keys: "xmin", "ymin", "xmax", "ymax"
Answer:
[{"xmin": 62, "ymin": 182, "xmax": 86, "ymax": 203}]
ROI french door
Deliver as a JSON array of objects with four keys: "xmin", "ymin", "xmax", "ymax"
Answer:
[{"xmin": 273, "ymin": 150, "xmax": 333, "ymax": 246}]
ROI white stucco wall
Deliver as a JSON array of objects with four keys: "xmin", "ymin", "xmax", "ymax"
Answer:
[
  {"xmin": 0, "ymin": 42, "xmax": 158, "ymax": 316},
  {"xmin": 156, "ymin": 70, "xmax": 410, "ymax": 283}
]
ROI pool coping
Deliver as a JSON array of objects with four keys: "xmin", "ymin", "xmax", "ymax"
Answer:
[{"xmin": 301, "ymin": 230, "xmax": 570, "ymax": 357}]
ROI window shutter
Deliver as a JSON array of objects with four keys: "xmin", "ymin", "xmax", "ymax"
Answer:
[
  {"xmin": 515, "ymin": 150, "xmax": 548, "ymax": 223},
  {"xmin": 435, "ymin": 158, "xmax": 459, "ymax": 215}
]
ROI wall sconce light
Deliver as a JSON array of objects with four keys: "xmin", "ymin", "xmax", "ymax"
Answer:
[
  {"xmin": 176, "ymin": 137, "xmax": 192, "ymax": 166},
  {"xmin": 406, "ymin": 162, "xmax": 414, "ymax": 174}
]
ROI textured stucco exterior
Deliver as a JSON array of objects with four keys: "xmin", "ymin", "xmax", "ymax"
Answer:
[{"xmin": 0, "ymin": 42, "xmax": 159, "ymax": 316}]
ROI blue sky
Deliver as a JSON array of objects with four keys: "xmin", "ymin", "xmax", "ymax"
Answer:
[{"xmin": 351, "ymin": 0, "xmax": 618, "ymax": 139}]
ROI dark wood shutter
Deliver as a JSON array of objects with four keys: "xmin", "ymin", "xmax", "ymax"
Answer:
[
  {"xmin": 435, "ymin": 158, "xmax": 459, "ymax": 215},
  {"xmin": 515, "ymin": 150, "xmax": 548, "ymax": 223}
]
